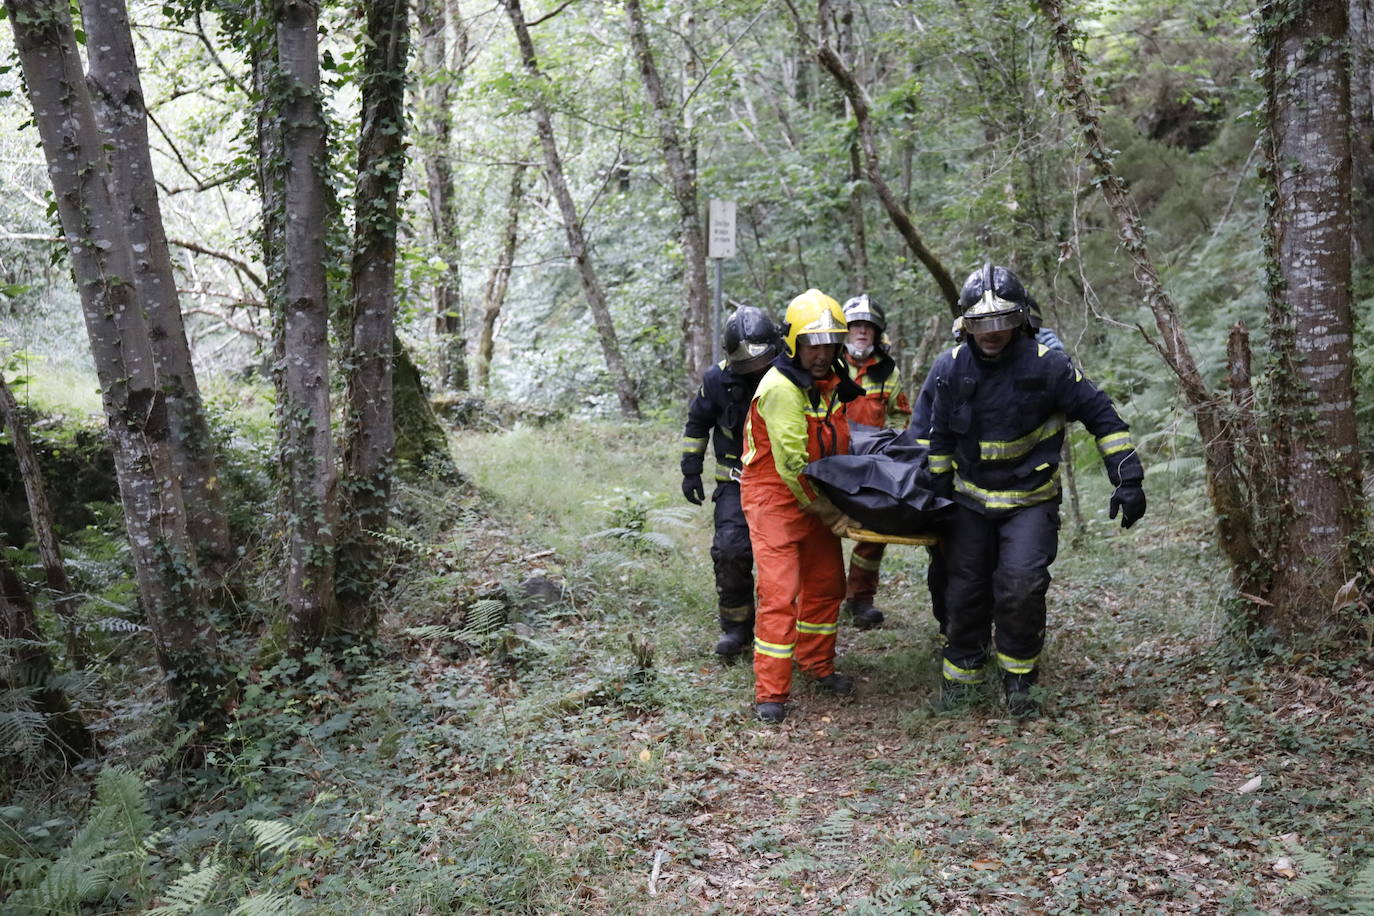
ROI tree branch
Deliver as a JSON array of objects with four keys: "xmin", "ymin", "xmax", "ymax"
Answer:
[
  {"xmin": 814, "ymin": 40, "xmax": 960, "ymax": 310},
  {"xmin": 168, "ymin": 238, "xmax": 266, "ymax": 291},
  {"xmin": 525, "ymin": 0, "xmax": 577, "ymax": 28}
]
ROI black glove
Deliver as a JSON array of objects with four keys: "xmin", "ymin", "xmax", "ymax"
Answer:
[
  {"xmin": 1109, "ymin": 484, "xmax": 1146, "ymax": 529},
  {"xmin": 931, "ymin": 473, "xmax": 954, "ymax": 502},
  {"xmin": 682, "ymin": 474, "xmax": 705, "ymax": 505}
]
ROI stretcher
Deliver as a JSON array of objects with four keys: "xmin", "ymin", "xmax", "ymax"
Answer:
[{"xmin": 844, "ymin": 527, "xmax": 937, "ymax": 546}]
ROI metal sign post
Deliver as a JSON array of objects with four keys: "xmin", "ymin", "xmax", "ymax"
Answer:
[{"xmin": 708, "ymin": 200, "xmax": 737, "ymax": 357}]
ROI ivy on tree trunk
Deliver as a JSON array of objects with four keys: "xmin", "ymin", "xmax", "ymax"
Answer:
[
  {"xmin": 274, "ymin": 0, "xmax": 340, "ymax": 649},
  {"xmin": 338, "ymin": 0, "xmax": 412, "ymax": 639}
]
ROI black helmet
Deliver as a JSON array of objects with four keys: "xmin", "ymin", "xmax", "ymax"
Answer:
[
  {"xmin": 723, "ymin": 305, "xmax": 781, "ymax": 373},
  {"xmin": 841, "ymin": 294, "xmax": 886, "ymax": 333},
  {"xmin": 958, "ymin": 263, "xmax": 1030, "ymax": 334}
]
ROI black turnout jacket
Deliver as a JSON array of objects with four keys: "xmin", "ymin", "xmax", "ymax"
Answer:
[{"xmin": 925, "ymin": 335, "xmax": 1142, "ymax": 516}]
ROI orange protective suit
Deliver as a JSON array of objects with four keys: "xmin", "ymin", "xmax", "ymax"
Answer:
[
  {"xmin": 840, "ymin": 350, "xmax": 912, "ymax": 604},
  {"xmin": 741, "ymin": 365, "xmax": 853, "ymax": 704}
]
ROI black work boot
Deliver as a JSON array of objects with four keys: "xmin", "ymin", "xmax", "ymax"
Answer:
[
  {"xmin": 1003, "ymin": 671, "xmax": 1040, "ymax": 718},
  {"xmin": 844, "ymin": 599, "xmax": 885, "ymax": 630},
  {"xmin": 755, "ymin": 702, "xmax": 787, "ymax": 723},
  {"xmin": 815, "ymin": 673, "xmax": 854, "ymax": 695},
  {"xmin": 714, "ymin": 614, "xmax": 754, "ymax": 658}
]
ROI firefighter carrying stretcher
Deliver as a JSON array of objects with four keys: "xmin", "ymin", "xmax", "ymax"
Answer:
[{"xmin": 740, "ymin": 289, "xmax": 864, "ymax": 724}]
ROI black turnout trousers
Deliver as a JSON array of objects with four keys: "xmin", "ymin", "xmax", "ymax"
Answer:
[{"xmin": 941, "ymin": 500, "xmax": 1060, "ymax": 672}]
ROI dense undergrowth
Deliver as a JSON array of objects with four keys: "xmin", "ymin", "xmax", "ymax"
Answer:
[{"xmin": 2, "ymin": 412, "xmax": 1373, "ymax": 914}]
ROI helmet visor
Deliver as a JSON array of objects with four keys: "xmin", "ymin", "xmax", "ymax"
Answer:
[
  {"xmin": 795, "ymin": 330, "xmax": 847, "ymax": 348},
  {"xmin": 728, "ymin": 339, "xmax": 776, "ymax": 373},
  {"xmin": 961, "ymin": 311, "xmax": 1025, "ymax": 334}
]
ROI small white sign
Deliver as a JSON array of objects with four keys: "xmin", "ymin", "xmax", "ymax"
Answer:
[{"xmin": 708, "ymin": 199, "xmax": 736, "ymax": 259}]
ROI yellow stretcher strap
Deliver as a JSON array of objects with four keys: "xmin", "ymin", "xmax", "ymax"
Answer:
[{"xmin": 844, "ymin": 527, "xmax": 937, "ymax": 546}]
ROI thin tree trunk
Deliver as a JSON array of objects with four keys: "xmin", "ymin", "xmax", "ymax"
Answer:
[
  {"xmin": 1036, "ymin": 0, "xmax": 1271, "ymax": 600},
  {"xmin": 625, "ymin": 0, "xmax": 712, "ymax": 386},
  {"xmin": 249, "ymin": 0, "xmax": 287, "ymax": 394},
  {"xmin": 1349, "ymin": 0, "xmax": 1374, "ymax": 269},
  {"xmin": 275, "ymin": 0, "xmax": 339, "ymax": 648},
  {"xmin": 80, "ymin": 0, "xmax": 235, "ymax": 591},
  {"xmin": 502, "ymin": 0, "xmax": 642, "ymax": 419},
  {"xmin": 0, "ymin": 539, "xmax": 94, "ymax": 762},
  {"xmin": 1259, "ymin": 0, "xmax": 1365, "ymax": 631},
  {"xmin": 337, "ymin": 0, "xmax": 410, "ymax": 638},
  {"xmin": 813, "ymin": 22, "xmax": 960, "ymax": 312},
  {"xmin": 0, "ymin": 373, "xmax": 83, "ymax": 668},
  {"xmin": 418, "ymin": 0, "xmax": 468, "ymax": 391},
  {"xmin": 476, "ymin": 163, "xmax": 526, "ymax": 390},
  {"xmin": 834, "ymin": 2, "xmax": 867, "ymax": 290},
  {"xmin": 5, "ymin": 0, "xmax": 233, "ymax": 723}
]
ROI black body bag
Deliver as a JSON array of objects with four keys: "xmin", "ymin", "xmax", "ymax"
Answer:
[{"xmin": 804, "ymin": 424, "xmax": 954, "ymax": 536}]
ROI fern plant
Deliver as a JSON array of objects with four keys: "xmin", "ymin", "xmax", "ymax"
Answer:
[{"xmin": 144, "ymin": 860, "xmax": 226, "ymax": 916}]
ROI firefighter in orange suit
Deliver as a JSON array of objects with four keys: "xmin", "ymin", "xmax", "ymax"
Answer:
[
  {"xmin": 838, "ymin": 294, "xmax": 912, "ymax": 629},
  {"xmin": 740, "ymin": 289, "xmax": 865, "ymax": 724}
]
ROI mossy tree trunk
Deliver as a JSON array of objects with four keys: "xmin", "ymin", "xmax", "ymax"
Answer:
[
  {"xmin": 416, "ymin": 0, "xmax": 469, "ymax": 392},
  {"xmin": 5, "ymin": 0, "xmax": 234, "ymax": 724},
  {"xmin": 338, "ymin": 0, "xmax": 411, "ymax": 640},
  {"xmin": 393, "ymin": 338, "xmax": 452, "ymax": 472},
  {"xmin": 80, "ymin": 0, "xmax": 236, "ymax": 592},
  {"xmin": 1259, "ymin": 0, "xmax": 1366, "ymax": 631},
  {"xmin": 0, "ymin": 372, "xmax": 83, "ymax": 667}
]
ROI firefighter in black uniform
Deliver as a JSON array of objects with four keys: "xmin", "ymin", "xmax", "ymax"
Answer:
[
  {"xmin": 680, "ymin": 306, "xmax": 782, "ymax": 657},
  {"xmin": 910, "ymin": 285, "xmax": 1067, "ymax": 638},
  {"xmin": 924, "ymin": 264, "xmax": 1146, "ymax": 715}
]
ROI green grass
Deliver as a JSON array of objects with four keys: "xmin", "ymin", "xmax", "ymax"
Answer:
[{"xmin": 2, "ymin": 357, "xmax": 104, "ymax": 418}]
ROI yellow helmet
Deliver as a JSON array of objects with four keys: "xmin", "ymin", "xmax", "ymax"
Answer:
[{"xmin": 781, "ymin": 289, "xmax": 847, "ymax": 356}]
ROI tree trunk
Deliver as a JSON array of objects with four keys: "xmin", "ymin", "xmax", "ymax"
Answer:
[
  {"xmin": 337, "ymin": 0, "xmax": 410, "ymax": 638},
  {"xmin": 80, "ymin": 0, "xmax": 235, "ymax": 591},
  {"xmin": 813, "ymin": 19, "xmax": 960, "ymax": 313},
  {"xmin": 625, "ymin": 0, "xmax": 712, "ymax": 386},
  {"xmin": 1348, "ymin": 0, "xmax": 1374, "ymax": 270},
  {"xmin": 0, "ymin": 539, "xmax": 94, "ymax": 763},
  {"xmin": 5, "ymin": 0, "xmax": 233, "ymax": 723},
  {"xmin": 275, "ymin": 0, "xmax": 339, "ymax": 649},
  {"xmin": 1259, "ymin": 0, "xmax": 1365, "ymax": 632},
  {"xmin": 417, "ymin": 0, "xmax": 469, "ymax": 391},
  {"xmin": 0, "ymin": 373, "xmax": 83, "ymax": 668},
  {"xmin": 476, "ymin": 163, "xmax": 526, "ymax": 390},
  {"xmin": 502, "ymin": 0, "xmax": 642, "ymax": 419},
  {"xmin": 394, "ymin": 336, "xmax": 453, "ymax": 472},
  {"xmin": 250, "ymin": 0, "xmax": 286, "ymax": 377}
]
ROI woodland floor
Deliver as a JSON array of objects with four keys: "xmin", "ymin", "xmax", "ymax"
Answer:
[{"xmin": 17, "ymin": 420, "xmax": 1371, "ymax": 915}]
